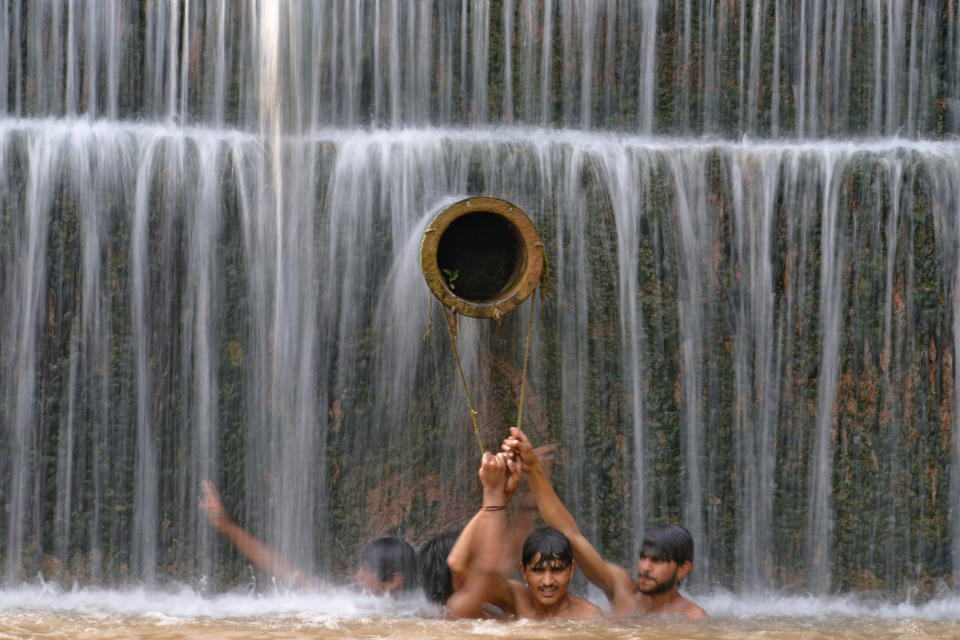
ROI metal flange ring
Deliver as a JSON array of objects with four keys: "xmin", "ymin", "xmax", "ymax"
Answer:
[{"xmin": 420, "ymin": 197, "xmax": 543, "ymax": 319}]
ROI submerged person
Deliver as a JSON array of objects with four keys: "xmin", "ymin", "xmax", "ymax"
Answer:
[
  {"xmin": 199, "ymin": 481, "xmax": 416, "ymax": 595},
  {"xmin": 445, "ymin": 452, "xmax": 602, "ymax": 620},
  {"xmin": 501, "ymin": 428, "xmax": 707, "ymax": 619},
  {"xmin": 417, "ymin": 531, "xmax": 460, "ymax": 605}
]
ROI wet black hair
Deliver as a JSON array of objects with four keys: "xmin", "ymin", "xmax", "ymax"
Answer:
[
  {"xmin": 521, "ymin": 527, "xmax": 573, "ymax": 570},
  {"xmin": 417, "ymin": 532, "xmax": 459, "ymax": 604},
  {"xmin": 639, "ymin": 524, "xmax": 694, "ymax": 565},
  {"xmin": 360, "ymin": 537, "xmax": 417, "ymax": 590}
]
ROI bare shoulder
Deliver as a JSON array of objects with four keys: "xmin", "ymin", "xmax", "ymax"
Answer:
[
  {"xmin": 568, "ymin": 595, "xmax": 604, "ymax": 619},
  {"xmin": 661, "ymin": 595, "xmax": 707, "ymax": 620},
  {"xmin": 679, "ymin": 597, "xmax": 707, "ymax": 620},
  {"xmin": 506, "ymin": 579, "xmax": 536, "ymax": 618}
]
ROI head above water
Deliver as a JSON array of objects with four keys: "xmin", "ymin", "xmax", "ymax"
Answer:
[
  {"xmin": 520, "ymin": 527, "xmax": 576, "ymax": 610},
  {"xmin": 354, "ymin": 537, "xmax": 417, "ymax": 594},
  {"xmin": 521, "ymin": 527, "xmax": 573, "ymax": 571},
  {"xmin": 638, "ymin": 524, "xmax": 694, "ymax": 566},
  {"xmin": 417, "ymin": 532, "xmax": 459, "ymax": 605}
]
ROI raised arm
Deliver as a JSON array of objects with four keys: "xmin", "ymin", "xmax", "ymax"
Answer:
[
  {"xmin": 500, "ymin": 443, "xmax": 556, "ymax": 576},
  {"xmin": 199, "ymin": 481, "xmax": 320, "ymax": 590},
  {"xmin": 502, "ymin": 428, "xmax": 635, "ymax": 604},
  {"xmin": 445, "ymin": 452, "xmax": 518, "ymax": 617}
]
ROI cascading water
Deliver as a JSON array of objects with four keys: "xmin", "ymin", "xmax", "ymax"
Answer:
[{"xmin": 1, "ymin": 1, "xmax": 959, "ymax": 604}]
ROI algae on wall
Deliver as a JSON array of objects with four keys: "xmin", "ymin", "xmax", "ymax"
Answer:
[{"xmin": 2, "ymin": 1, "xmax": 960, "ymax": 599}]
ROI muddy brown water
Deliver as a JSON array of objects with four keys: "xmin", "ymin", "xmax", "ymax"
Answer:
[
  {"xmin": 1, "ymin": 587, "xmax": 958, "ymax": 640},
  {"xmin": 2, "ymin": 612, "xmax": 959, "ymax": 639}
]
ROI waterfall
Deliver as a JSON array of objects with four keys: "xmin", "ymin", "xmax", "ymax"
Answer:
[
  {"xmin": 1, "ymin": 1, "xmax": 959, "ymax": 599},
  {"xmin": 728, "ymin": 152, "xmax": 779, "ymax": 589}
]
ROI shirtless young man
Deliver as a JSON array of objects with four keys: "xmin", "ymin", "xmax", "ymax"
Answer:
[
  {"xmin": 199, "ymin": 481, "xmax": 416, "ymax": 595},
  {"xmin": 417, "ymin": 444, "xmax": 557, "ymax": 608},
  {"xmin": 502, "ymin": 428, "xmax": 707, "ymax": 620},
  {"xmin": 445, "ymin": 451, "xmax": 601, "ymax": 620}
]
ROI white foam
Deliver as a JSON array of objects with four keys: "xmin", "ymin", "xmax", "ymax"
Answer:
[
  {"xmin": 4, "ymin": 116, "xmax": 960, "ymax": 157},
  {"xmin": 0, "ymin": 583, "xmax": 436, "ymax": 621},
  {"xmin": 695, "ymin": 590, "xmax": 960, "ymax": 621},
  {"xmin": 1, "ymin": 585, "xmax": 957, "ymax": 623}
]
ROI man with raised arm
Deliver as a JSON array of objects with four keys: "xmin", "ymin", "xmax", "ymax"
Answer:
[
  {"xmin": 199, "ymin": 481, "xmax": 416, "ymax": 595},
  {"xmin": 446, "ymin": 451, "xmax": 602, "ymax": 620},
  {"xmin": 502, "ymin": 428, "xmax": 707, "ymax": 619},
  {"xmin": 417, "ymin": 443, "xmax": 558, "ymax": 609}
]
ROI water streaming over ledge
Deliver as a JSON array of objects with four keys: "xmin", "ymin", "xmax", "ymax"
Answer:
[
  {"xmin": 1, "ymin": 0, "xmax": 960, "ymax": 605},
  {"xmin": 4, "ymin": 1, "xmax": 960, "ymax": 136}
]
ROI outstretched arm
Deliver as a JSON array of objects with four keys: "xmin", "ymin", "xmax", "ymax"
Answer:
[
  {"xmin": 500, "ymin": 443, "xmax": 556, "ymax": 576},
  {"xmin": 502, "ymin": 428, "xmax": 635, "ymax": 604},
  {"xmin": 200, "ymin": 481, "xmax": 320, "ymax": 590},
  {"xmin": 446, "ymin": 453, "xmax": 519, "ymax": 617}
]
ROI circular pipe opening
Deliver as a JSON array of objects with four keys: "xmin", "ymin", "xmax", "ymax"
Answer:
[
  {"xmin": 421, "ymin": 197, "xmax": 543, "ymax": 319},
  {"xmin": 436, "ymin": 211, "xmax": 523, "ymax": 301}
]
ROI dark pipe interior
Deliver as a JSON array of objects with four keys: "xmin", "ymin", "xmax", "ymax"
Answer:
[{"xmin": 436, "ymin": 211, "xmax": 524, "ymax": 301}]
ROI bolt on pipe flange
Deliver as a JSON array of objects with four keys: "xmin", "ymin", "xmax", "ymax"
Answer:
[{"xmin": 420, "ymin": 197, "xmax": 544, "ymax": 319}]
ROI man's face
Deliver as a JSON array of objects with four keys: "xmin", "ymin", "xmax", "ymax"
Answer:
[
  {"xmin": 353, "ymin": 565, "xmax": 394, "ymax": 594},
  {"xmin": 635, "ymin": 552, "xmax": 683, "ymax": 595},
  {"xmin": 521, "ymin": 554, "xmax": 574, "ymax": 608}
]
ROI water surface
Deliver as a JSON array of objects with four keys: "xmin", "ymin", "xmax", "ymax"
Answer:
[{"xmin": 1, "ymin": 587, "xmax": 958, "ymax": 639}]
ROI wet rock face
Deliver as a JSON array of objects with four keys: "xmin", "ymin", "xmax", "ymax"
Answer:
[{"xmin": 3, "ymin": 2, "xmax": 957, "ymax": 138}]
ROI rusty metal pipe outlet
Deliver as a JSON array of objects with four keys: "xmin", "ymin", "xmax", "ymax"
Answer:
[{"xmin": 420, "ymin": 197, "xmax": 544, "ymax": 319}]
